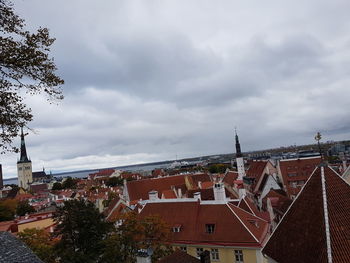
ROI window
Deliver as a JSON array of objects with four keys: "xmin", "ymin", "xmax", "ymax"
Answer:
[
  {"xmin": 180, "ymin": 246, "xmax": 187, "ymax": 253},
  {"xmin": 211, "ymin": 248, "xmax": 219, "ymax": 261},
  {"xmin": 205, "ymin": 224, "xmax": 215, "ymax": 234},
  {"xmin": 196, "ymin": 248, "xmax": 204, "ymax": 258},
  {"xmin": 287, "ymin": 173, "xmax": 297, "ymax": 177},
  {"xmin": 172, "ymin": 227, "xmax": 181, "ymax": 232},
  {"xmin": 25, "ymin": 166, "xmax": 30, "ymax": 170},
  {"xmin": 234, "ymin": 250, "xmax": 244, "ymax": 263},
  {"xmin": 172, "ymin": 224, "xmax": 182, "ymax": 232},
  {"xmin": 18, "ymin": 167, "xmax": 22, "ymax": 171}
]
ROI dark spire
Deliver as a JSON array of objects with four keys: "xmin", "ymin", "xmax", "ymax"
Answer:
[
  {"xmin": 18, "ymin": 127, "xmax": 30, "ymax": 163},
  {"xmin": 235, "ymin": 128, "xmax": 242, "ymax": 158}
]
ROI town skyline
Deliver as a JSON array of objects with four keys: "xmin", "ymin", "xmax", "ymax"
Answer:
[{"xmin": 1, "ymin": 0, "xmax": 350, "ymax": 178}]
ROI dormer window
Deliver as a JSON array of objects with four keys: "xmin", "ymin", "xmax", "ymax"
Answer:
[
  {"xmin": 172, "ymin": 224, "xmax": 182, "ymax": 232},
  {"xmin": 205, "ymin": 224, "xmax": 215, "ymax": 234}
]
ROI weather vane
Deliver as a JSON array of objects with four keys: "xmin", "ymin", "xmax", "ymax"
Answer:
[{"xmin": 315, "ymin": 132, "xmax": 323, "ymax": 160}]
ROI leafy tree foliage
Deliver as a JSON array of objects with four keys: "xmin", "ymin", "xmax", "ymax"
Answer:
[
  {"xmin": 100, "ymin": 212, "xmax": 172, "ymax": 263},
  {"xmin": 208, "ymin": 164, "xmax": 229, "ymax": 173},
  {"xmin": 61, "ymin": 177, "xmax": 78, "ymax": 189},
  {"xmin": 16, "ymin": 200, "xmax": 35, "ymax": 216},
  {"xmin": 0, "ymin": 198, "xmax": 17, "ymax": 221},
  {"xmin": 18, "ymin": 228, "xmax": 56, "ymax": 263},
  {"xmin": 102, "ymin": 191, "xmax": 118, "ymax": 207},
  {"xmin": 106, "ymin": 176, "xmax": 123, "ymax": 187},
  {"xmin": 53, "ymin": 199, "xmax": 112, "ymax": 263},
  {"xmin": 51, "ymin": 182, "xmax": 62, "ymax": 190},
  {"xmin": 0, "ymin": 0, "xmax": 64, "ymax": 153}
]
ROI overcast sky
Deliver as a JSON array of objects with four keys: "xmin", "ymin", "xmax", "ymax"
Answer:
[{"xmin": 2, "ymin": 0, "xmax": 350, "ymax": 178}]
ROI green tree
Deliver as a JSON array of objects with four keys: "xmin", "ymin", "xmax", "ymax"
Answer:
[
  {"xmin": 16, "ymin": 200, "xmax": 35, "ymax": 216},
  {"xmin": 51, "ymin": 182, "xmax": 62, "ymax": 190},
  {"xmin": 106, "ymin": 176, "xmax": 123, "ymax": 187},
  {"xmin": 100, "ymin": 212, "xmax": 172, "ymax": 263},
  {"xmin": 18, "ymin": 228, "xmax": 56, "ymax": 263},
  {"xmin": 208, "ymin": 164, "xmax": 229, "ymax": 173},
  {"xmin": 0, "ymin": 0, "xmax": 64, "ymax": 153},
  {"xmin": 0, "ymin": 199, "xmax": 18, "ymax": 221},
  {"xmin": 61, "ymin": 177, "xmax": 77, "ymax": 189},
  {"xmin": 53, "ymin": 199, "xmax": 112, "ymax": 263}
]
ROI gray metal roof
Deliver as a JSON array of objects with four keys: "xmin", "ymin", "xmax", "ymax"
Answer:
[{"xmin": 0, "ymin": 231, "xmax": 43, "ymax": 263}]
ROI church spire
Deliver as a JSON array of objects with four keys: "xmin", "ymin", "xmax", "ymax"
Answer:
[
  {"xmin": 18, "ymin": 127, "xmax": 30, "ymax": 163},
  {"xmin": 235, "ymin": 128, "xmax": 242, "ymax": 158}
]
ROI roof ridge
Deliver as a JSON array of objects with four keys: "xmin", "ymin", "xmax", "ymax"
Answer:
[
  {"xmin": 242, "ymin": 197, "xmax": 255, "ymax": 215},
  {"xmin": 262, "ymin": 165, "xmax": 319, "ymax": 247},
  {"xmin": 321, "ymin": 166, "xmax": 332, "ymax": 263},
  {"xmin": 226, "ymin": 203, "xmax": 259, "ymax": 243}
]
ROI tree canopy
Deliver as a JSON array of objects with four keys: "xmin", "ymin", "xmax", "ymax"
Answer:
[
  {"xmin": 0, "ymin": 0, "xmax": 64, "ymax": 153},
  {"xmin": 53, "ymin": 199, "xmax": 112, "ymax": 263},
  {"xmin": 16, "ymin": 200, "xmax": 35, "ymax": 216},
  {"xmin": 100, "ymin": 212, "xmax": 172, "ymax": 263},
  {"xmin": 18, "ymin": 228, "xmax": 57, "ymax": 263}
]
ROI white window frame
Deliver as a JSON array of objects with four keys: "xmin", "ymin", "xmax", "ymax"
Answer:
[
  {"xmin": 211, "ymin": 248, "xmax": 219, "ymax": 261},
  {"xmin": 196, "ymin": 247, "xmax": 204, "ymax": 258},
  {"xmin": 234, "ymin": 249, "xmax": 244, "ymax": 263}
]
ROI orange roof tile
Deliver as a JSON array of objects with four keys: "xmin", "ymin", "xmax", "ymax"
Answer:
[
  {"xmin": 162, "ymin": 190, "xmax": 177, "ymax": 199},
  {"xmin": 263, "ymin": 165, "xmax": 350, "ymax": 262},
  {"xmin": 140, "ymin": 201, "xmax": 268, "ymax": 247},
  {"xmin": 127, "ymin": 175, "xmax": 187, "ymax": 201},
  {"xmin": 279, "ymin": 157, "xmax": 321, "ymax": 197}
]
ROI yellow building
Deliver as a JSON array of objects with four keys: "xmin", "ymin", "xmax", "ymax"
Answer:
[
  {"xmin": 139, "ymin": 194, "xmax": 269, "ymax": 263},
  {"xmin": 17, "ymin": 212, "xmax": 54, "ymax": 232}
]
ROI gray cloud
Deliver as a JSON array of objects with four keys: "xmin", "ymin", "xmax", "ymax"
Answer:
[{"xmin": 1, "ymin": 0, "xmax": 350, "ymax": 178}]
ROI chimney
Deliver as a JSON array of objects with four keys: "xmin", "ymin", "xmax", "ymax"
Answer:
[
  {"xmin": 177, "ymin": 188, "xmax": 182, "ymax": 198},
  {"xmin": 213, "ymin": 182, "xmax": 226, "ymax": 201},
  {"xmin": 193, "ymin": 192, "xmax": 201, "ymax": 200},
  {"xmin": 136, "ymin": 250, "xmax": 151, "ymax": 263},
  {"xmin": 148, "ymin": 190, "xmax": 158, "ymax": 201},
  {"xmin": 238, "ymin": 188, "xmax": 246, "ymax": 199},
  {"xmin": 343, "ymin": 159, "xmax": 347, "ymax": 172}
]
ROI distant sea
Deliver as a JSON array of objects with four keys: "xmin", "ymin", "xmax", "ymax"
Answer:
[{"xmin": 3, "ymin": 161, "xmax": 173, "ymax": 186}]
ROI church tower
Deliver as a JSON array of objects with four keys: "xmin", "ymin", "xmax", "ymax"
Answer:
[
  {"xmin": 235, "ymin": 129, "xmax": 245, "ymax": 180},
  {"xmin": 17, "ymin": 128, "xmax": 32, "ymax": 189}
]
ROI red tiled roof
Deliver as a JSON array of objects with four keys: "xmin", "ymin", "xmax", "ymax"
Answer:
[
  {"xmin": 279, "ymin": 157, "xmax": 321, "ymax": 197},
  {"xmin": 127, "ymin": 175, "xmax": 187, "ymax": 201},
  {"xmin": 263, "ymin": 165, "xmax": 350, "ymax": 262},
  {"xmin": 246, "ymin": 161, "xmax": 267, "ymax": 179},
  {"xmin": 15, "ymin": 193, "xmax": 33, "ymax": 201},
  {"xmin": 238, "ymin": 196, "xmax": 260, "ymax": 216},
  {"xmin": 200, "ymin": 181, "xmax": 213, "ymax": 189},
  {"xmin": 140, "ymin": 201, "xmax": 268, "ymax": 247},
  {"xmin": 162, "ymin": 190, "xmax": 177, "ymax": 199},
  {"xmin": 262, "ymin": 189, "xmax": 291, "ymax": 214},
  {"xmin": 223, "ymin": 171, "xmax": 238, "ymax": 186},
  {"xmin": 189, "ymin": 173, "xmax": 210, "ymax": 187},
  {"xmin": 186, "ymin": 187, "xmax": 237, "ymax": 200}
]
